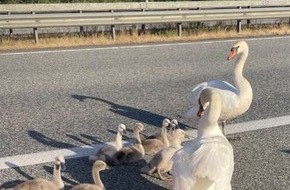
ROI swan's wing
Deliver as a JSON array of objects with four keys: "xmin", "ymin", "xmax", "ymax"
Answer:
[
  {"xmin": 188, "ymin": 82, "xmax": 208, "ymax": 105},
  {"xmin": 206, "ymin": 80, "xmax": 237, "ymax": 93},
  {"xmin": 190, "ymin": 138, "xmax": 234, "ymax": 189},
  {"xmin": 188, "ymin": 80, "xmax": 237, "ymax": 105},
  {"xmin": 172, "ymin": 138, "xmax": 234, "ymax": 190},
  {"xmin": 172, "ymin": 142, "xmax": 200, "ymax": 190},
  {"xmin": 184, "ymin": 80, "xmax": 238, "ymax": 119}
]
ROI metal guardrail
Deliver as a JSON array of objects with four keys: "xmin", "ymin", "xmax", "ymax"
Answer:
[
  {"xmin": 1, "ymin": 7, "xmax": 290, "ymax": 28},
  {"xmin": 0, "ymin": 2, "xmax": 290, "ymax": 43},
  {"xmin": 1, "ymin": 1, "xmax": 289, "ymax": 13}
]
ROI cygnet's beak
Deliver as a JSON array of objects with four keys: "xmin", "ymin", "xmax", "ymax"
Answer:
[
  {"xmin": 173, "ymin": 123, "xmax": 179, "ymax": 129},
  {"xmin": 123, "ymin": 130, "xmax": 127, "ymax": 134}
]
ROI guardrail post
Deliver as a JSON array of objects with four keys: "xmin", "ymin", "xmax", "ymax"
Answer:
[
  {"xmin": 8, "ymin": 12, "xmax": 13, "ymax": 37},
  {"xmin": 178, "ymin": 23, "xmax": 182, "ymax": 37},
  {"xmin": 140, "ymin": 9, "xmax": 146, "ymax": 35},
  {"xmin": 111, "ymin": 25, "xmax": 116, "ymax": 40},
  {"xmin": 34, "ymin": 28, "xmax": 39, "ymax": 44},
  {"xmin": 197, "ymin": 7, "xmax": 202, "ymax": 29},
  {"xmin": 79, "ymin": 10, "xmax": 84, "ymax": 34},
  {"xmin": 247, "ymin": 6, "xmax": 251, "ymax": 28},
  {"xmin": 177, "ymin": 8, "xmax": 182, "ymax": 37},
  {"xmin": 237, "ymin": 6, "xmax": 242, "ymax": 33},
  {"xmin": 31, "ymin": 11, "xmax": 39, "ymax": 44},
  {"xmin": 131, "ymin": 24, "xmax": 138, "ymax": 37},
  {"xmin": 110, "ymin": 10, "xmax": 116, "ymax": 40}
]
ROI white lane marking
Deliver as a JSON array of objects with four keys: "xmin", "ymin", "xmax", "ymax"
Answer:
[
  {"xmin": 226, "ymin": 115, "xmax": 290, "ymax": 134},
  {"xmin": 0, "ymin": 36, "xmax": 290, "ymax": 56},
  {"xmin": 1, "ymin": 115, "xmax": 289, "ymax": 170}
]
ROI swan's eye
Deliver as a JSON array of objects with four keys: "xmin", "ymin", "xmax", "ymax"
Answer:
[
  {"xmin": 231, "ymin": 46, "xmax": 239, "ymax": 52},
  {"xmin": 227, "ymin": 46, "xmax": 239, "ymax": 60}
]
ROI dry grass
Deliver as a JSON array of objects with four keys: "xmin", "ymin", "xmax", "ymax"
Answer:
[{"xmin": 1, "ymin": 25, "xmax": 290, "ymax": 51}]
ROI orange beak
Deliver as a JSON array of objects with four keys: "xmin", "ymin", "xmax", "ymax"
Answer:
[{"xmin": 227, "ymin": 49, "xmax": 237, "ymax": 60}]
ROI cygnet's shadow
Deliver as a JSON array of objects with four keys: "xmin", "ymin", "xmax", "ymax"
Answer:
[
  {"xmin": 65, "ymin": 157, "xmax": 169, "ymax": 190},
  {"xmin": 80, "ymin": 133, "xmax": 104, "ymax": 144},
  {"xmin": 280, "ymin": 149, "xmax": 290, "ymax": 154},
  {"xmin": 0, "ymin": 162, "xmax": 32, "ymax": 189},
  {"xmin": 66, "ymin": 134, "xmax": 91, "ymax": 146},
  {"xmin": 28, "ymin": 130, "xmax": 75, "ymax": 149},
  {"xmin": 71, "ymin": 94, "xmax": 190, "ymax": 129},
  {"xmin": 28, "ymin": 130, "xmax": 100, "ymax": 160},
  {"xmin": 106, "ymin": 129, "xmax": 131, "ymax": 141},
  {"xmin": 0, "ymin": 179, "xmax": 25, "ymax": 189},
  {"xmin": 29, "ymin": 130, "xmax": 103, "ymax": 148},
  {"xmin": 43, "ymin": 165, "xmax": 78, "ymax": 188}
]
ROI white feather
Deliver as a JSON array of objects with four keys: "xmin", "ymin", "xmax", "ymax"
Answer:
[
  {"xmin": 173, "ymin": 137, "xmax": 234, "ymax": 190},
  {"xmin": 181, "ymin": 41, "xmax": 252, "ymax": 124},
  {"xmin": 172, "ymin": 88, "xmax": 234, "ymax": 190}
]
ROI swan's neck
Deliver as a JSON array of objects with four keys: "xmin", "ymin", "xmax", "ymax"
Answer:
[
  {"xmin": 115, "ymin": 131, "xmax": 123, "ymax": 150},
  {"xmin": 197, "ymin": 122, "xmax": 223, "ymax": 139},
  {"xmin": 93, "ymin": 169, "xmax": 104, "ymax": 189},
  {"xmin": 234, "ymin": 49, "xmax": 251, "ymax": 95},
  {"xmin": 53, "ymin": 164, "xmax": 64, "ymax": 190},
  {"xmin": 161, "ymin": 125, "xmax": 170, "ymax": 147},
  {"xmin": 197, "ymin": 100, "xmax": 224, "ymax": 138},
  {"xmin": 233, "ymin": 48, "xmax": 253, "ymax": 114}
]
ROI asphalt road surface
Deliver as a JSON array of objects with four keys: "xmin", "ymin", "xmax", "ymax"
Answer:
[{"xmin": 0, "ymin": 36, "xmax": 289, "ymax": 190}]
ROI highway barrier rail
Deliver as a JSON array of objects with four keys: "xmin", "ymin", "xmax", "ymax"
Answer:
[{"xmin": 0, "ymin": 1, "xmax": 289, "ymax": 43}]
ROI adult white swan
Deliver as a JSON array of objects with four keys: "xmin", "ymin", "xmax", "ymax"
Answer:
[
  {"xmin": 172, "ymin": 88, "xmax": 234, "ymax": 190},
  {"xmin": 180, "ymin": 41, "xmax": 253, "ymax": 136}
]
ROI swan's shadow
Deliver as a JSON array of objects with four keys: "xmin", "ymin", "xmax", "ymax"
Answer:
[{"xmin": 71, "ymin": 94, "xmax": 190, "ymax": 129}]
